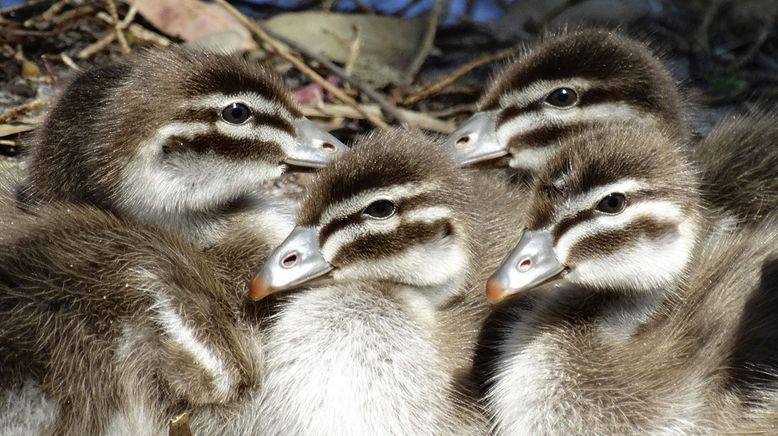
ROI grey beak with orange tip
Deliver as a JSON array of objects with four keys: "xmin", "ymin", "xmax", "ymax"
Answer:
[
  {"xmin": 486, "ymin": 230, "xmax": 566, "ymax": 303},
  {"xmin": 444, "ymin": 111, "xmax": 506, "ymax": 166},
  {"xmin": 249, "ymin": 225, "xmax": 333, "ymax": 301},
  {"xmin": 286, "ymin": 117, "xmax": 347, "ymax": 168}
]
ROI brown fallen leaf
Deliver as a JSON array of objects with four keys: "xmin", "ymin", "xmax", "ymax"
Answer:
[{"xmin": 135, "ymin": 0, "xmax": 257, "ymax": 50}]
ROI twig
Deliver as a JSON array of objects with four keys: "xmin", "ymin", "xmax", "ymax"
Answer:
[
  {"xmin": 77, "ymin": 31, "xmax": 116, "ymax": 59},
  {"xmin": 302, "ymin": 103, "xmax": 455, "ymax": 133},
  {"xmin": 127, "ymin": 23, "xmax": 171, "ymax": 47},
  {"xmin": 214, "ymin": 0, "xmax": 389, "ymax": 129},
  {"xmin": 403, "ymin": 0, "xmax": 444, "ymax": 86},
  {"xmin": 0, "ymin": 99, "xmax": 48, "ymax": 124},
  {"xmin": 40, "ymin": 55, "xmax": 58, "ymax": 85},
  {"xmin": 24, "ymin": 0, "xmax": 67, "ymax": 28},
  {"xmin": 60, "ymin": 53, "xmax": 82, "ymax": 71},
  {"xmin": 344, "ymin": 25, "xmax": 362, "ymax": 76},
  {"xmin": 265, "ymin": 27, "xmax": 408, "ymax": 125},
  {"xmin": 402, "ymin": 48, "xmax": 515, "ymax": 106},
  {"xmin": 106, "ymin": 0, "xmax": 131, "ymax": 54},
  {"xmin": 424, "ymin": 103, "xmax": 477, "ymax": 118}
]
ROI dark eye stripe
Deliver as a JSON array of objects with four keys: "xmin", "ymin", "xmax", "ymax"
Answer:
[
  {"xmin": 565, "ymin": 217, "xmax": 678, "ymax": 264},
  {"xmin": 495, "ymin": 102, "xmax": 540, "ymax": 129},
  {"xmin": 331, "ymin": 220, "xmax": 448, "ymax": 266},
  {"xmin": 505, "ymin": 122, "xmax": 593, "ymax": 152},
  {"xmin": 251, "ymin": 112, "xmax": 296, "ymax": 136},
  {"xmin": 163, "ymin": 133, "xmax": 284, "ymax": 161}
]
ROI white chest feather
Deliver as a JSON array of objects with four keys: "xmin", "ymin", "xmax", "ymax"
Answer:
[{"xmin": 254, "ymin": 286, "xmax": 460, "ymax": 436}]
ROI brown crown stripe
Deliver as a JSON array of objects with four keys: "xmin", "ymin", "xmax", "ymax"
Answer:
[
  {"xmin": 164, "ymin": 132, "xmax": 284, "ymax": 162},
  {"xmin": 565, "ymin": 217, "xmax": 678, "ymax": 264},
  {"xmin": 332, "ymin": 219, "xmax": 448, "ymax": 266},
  {"xmin": 318, "ymin": 194, "xmax": 436, "ymax": 242}
]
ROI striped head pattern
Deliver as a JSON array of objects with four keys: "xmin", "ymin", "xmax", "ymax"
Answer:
[
  {"xmin": 447, "ymin": 30, "xmax": 685, "ymax": 172},
  {"xmin": 251, "ymin": 129, "xmax": 473, "ymax": 307},
  {"xmin": 487, "ymin": 123, "xmax": 701, "ymax": 302},
  {"xmin": 21, "ymin": 48, "xmax": 344, "ymax": 226}
]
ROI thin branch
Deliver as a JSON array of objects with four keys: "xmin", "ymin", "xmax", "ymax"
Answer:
[
  {"xmin": 106, "ymin": 0, "xmax": 130, "ymax": 54},
  {"xmin": 402, "ymin": 48, "xmax": 514, "ymax": 106},
  {"xmin": 214, "ymin": 0, "xmax": 389, "ymax": 129},
  {"xmin": 403, "ymin": 0, "xmax": 444, "ymax": 86},
  {"xmin": 264, "ymin": 27, "xmax": 408, "ymax": 125}
]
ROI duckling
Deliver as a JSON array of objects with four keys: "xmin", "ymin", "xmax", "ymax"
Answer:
[
  {"xmin": 232, "ymin": 128, "xmax": 525, "ymax": 435},
  {"xmin": 15, "ymin": 47, "xmax": 345, "ymax": 248},
  {"xmin": 694, "ymin": 109, "xmax": 778, "ymax": 224},
  {"xmin": 0, "ymin": 204, "xmax": 262, "ymax": 435},
  {"xmin": 482, "ymin": 122, "xmax": 778, "ymax": 435},
  {"xmin": 444, "ymin": 29, "xmax": 686, "ymax": 175}
]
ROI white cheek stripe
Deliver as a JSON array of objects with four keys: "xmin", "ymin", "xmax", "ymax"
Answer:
[
  {"xmin": 509, "ymin": 145, "xmax": 559, "ymax": 171},
  {"xmin": 319, "ymin": 181, "xmax": 440, "ymax": 225},
  {"xmin": 555, "ymin": 199, "xmax": 685, "ymax": 263},
  {"xmin": 404, "ymin": 206, "xmax": 452, "ymax": 223}
]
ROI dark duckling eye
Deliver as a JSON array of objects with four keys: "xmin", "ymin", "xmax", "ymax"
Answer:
[
  {"xmin": 595, "ymin": 193, "xmax": 627, "ymax": 215},
  {"xmin": 545, "ymin": 88, "xmax": 579, "ymax": 108},
  {"xmin": 221, "ymin": 102, "xmax": 252, "ymax": 124},
  {"xmin": 362, "ymin": 199, "xmax": 397, "ymax": 220}
]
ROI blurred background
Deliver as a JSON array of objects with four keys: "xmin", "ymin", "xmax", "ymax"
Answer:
[{"xmin": 1, "ymin": 0, "xmax": 777, "ymax": 173}]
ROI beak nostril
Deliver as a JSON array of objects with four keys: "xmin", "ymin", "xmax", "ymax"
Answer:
[
  {"xmin": 517, "ymin": 258, "xmax": 532, "ymax": 272},
  {"xmin": 321, "ymin": 142, "xmax": 337, "ymax": 153},
  {"xmin": 280, "ymin": 251, "xmax": 299, "ymax": 269},
  {"xmin": 455, "ymin": 135, "xmax": 471, "ymax": 149}
]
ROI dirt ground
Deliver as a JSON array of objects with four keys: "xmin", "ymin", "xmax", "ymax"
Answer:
[{"xmin": 1, "ymin": 0, "xmax": 777, "ymax": 175}]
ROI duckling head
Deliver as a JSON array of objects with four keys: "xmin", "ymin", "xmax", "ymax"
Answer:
[
  {"xmin": 19, "ymin": 48, "xmax": 345, "ymax": 226},
  {"xmin": 446, "ymin": 30, "xmax": 685, "ymax": 172},
  {"xmin": 486, "ymin": 122, "xmax": 701, "ymax": 303},
  {"xmin": 250, "ymin": 128, "xmax": 474, "ymax": 308}
]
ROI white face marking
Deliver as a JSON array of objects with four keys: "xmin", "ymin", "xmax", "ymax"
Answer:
[
  {"xmin": 546, "ymin": 178, "xmax": 697, "ymax": 292},
  {"xmin": 568, "ymin": 217, "xmax": 697, "ymax": 292},
  {"xmin": 186, "ymin": 92, "xmax": 300, "ymax": 156},
  {"xmin": 509, "ymin": 146, "xmax": 559, "ymax": 171},
  {"xmin": 116, "ymin": 120, "xmax": 285, "ymax": 244}
]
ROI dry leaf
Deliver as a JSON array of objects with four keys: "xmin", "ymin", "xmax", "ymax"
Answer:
[
  {"xmin": 265, "ymin": 12, "xmax": 427, "ymax": 87},
  {"xmin": 135, "ymin": 0, "xmax": 257, "ymax": 50},
  {"xmin": 21, "ymin": 60, "xmax": 40, "ymax": 79}
]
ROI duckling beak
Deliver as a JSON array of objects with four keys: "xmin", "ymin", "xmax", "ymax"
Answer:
[
  {"xmin": 249, "ymin": 225, "xmax": 333, "ymax": 300},
  {"xmin": 486, "ymin": 230, "xmax": 566, "ymax": 303},
  {"xmin": 445, "ymin": 111, "xmax": 506, "ymax": 167},
  {"xmin": 286, "ymin": 117, "xmax": 347, "ymax": 168}
]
